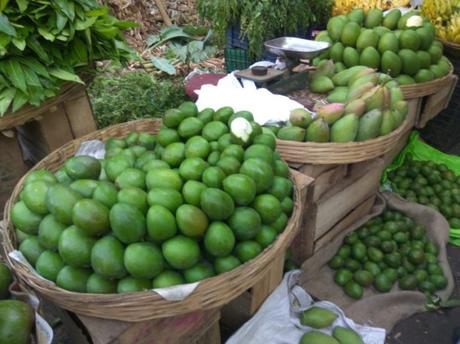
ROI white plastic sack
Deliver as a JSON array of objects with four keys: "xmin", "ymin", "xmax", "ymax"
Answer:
[
  {"xmin": 195, "ymin": 73, "xmax": 304, "ymax": 125},
  {"xmin": 227, "ymin": 270, "xmax": 386, "ymax": 344}
]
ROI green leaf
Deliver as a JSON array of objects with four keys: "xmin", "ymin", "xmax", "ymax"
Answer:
[
  {"xmin": 54, "ymin": 0, "xmax": 75, "ymax": 21},
  {"xmin": 0, "ymin": 14, "xmax": 16, "ymax": 37},
  {"xmin": 49, "ymin": 68, "xmax": 84, "ymax": 84},
  {"xmin": 0, "ymin": 0, "xmax": 9, "ymax": 11},
  {"xmin": 56, "ymin": 12, "xmax": 68, "ymax": 32},
  {"xmin": 69, "ymin": 38, "xmax": 88, "ymax": 66},
  {"xmin": 38, "ymin": 27, "xmax": 55, "ymax": 41},
  {"xmin": 17, "ymin": 58, "xmax": 50, "ymax": 78},
  {"xmin": 15, "ymin": 0, "xmax": 28, "ymax": 12},
  {"xmin": 0, "ymin": 88, "xmax": 15, "ymax": 115},
  {"xmin": 21, "ymin": 65, "xmax": 42, "ymax": 87},
  {"xmin": 75, "ymin": 16, "xmax": 97, "ymax": 30},
  {"xmin": 1, "ymin": 60, "xmax": 27, "ymax": 94},
  {"xmin": 146, "ymin": 34, "xmax": 160, "ymax": 47},
  {"xmin": 12, "ymin": 37, "xmax": 25, "ymax": 50},
  {"xmin": 0, "ymin": 33, "xmax": 11, "ymax": 49},
  {"xmin": 169, "ymin": 43, "xmax": 187, "ymax": 62},
  {"xmin": 150, "ymin": 57, "xmax": 176, "ymax": 75},
  {"xmin": 27, "ymin": 35, "xmax": 49, "ymax": 61},
  {"xmin": 12, "ymin": 90, "xmax": 28, "ymax": 112},
  {"xmin": 86, "ymin": 7, "xmax": 109, "ymax": 17}
]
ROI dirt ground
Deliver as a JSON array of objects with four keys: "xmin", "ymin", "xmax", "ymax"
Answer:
[{"xmin": 386, "ymin": 244, "xmax": 460, "ymax": 344}]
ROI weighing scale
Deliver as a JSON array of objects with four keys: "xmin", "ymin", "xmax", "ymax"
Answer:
[{"xmin": 234, "ymin": 37, "xmax": 330, "ymax": 94}]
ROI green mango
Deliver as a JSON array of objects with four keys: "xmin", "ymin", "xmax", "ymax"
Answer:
[
  {"xmin": 333, "ymin": 326, "xmax": 364, "ymax": 344},
  {"xmin": 300, "ymin": 331, "xmax": 339, "ymax": 344},
  {"xmin": 310, "ymin": 75, "xmax": 335, "ymax": 93},
  {"xmin": 300, "ymin": 307, "xmax": 338, "ymax": 328},
  {"xmin": 331, "ymin": 114, "xmax": 359, "ymax": 142},
  {"xmin": 332, "ymin": 66, "xmax": 368, "ymax": 86},
  {"xmin": 357, "ymin": 109, "xmax": 383, "ymax": 141},
  {"xmin": 380, "ymin": 110, "xmax": 396, "ymax": 136},
  {"xmin": 277, "ymin": 126, "xmax": 305, "ymax": 142},
  {"xmin": 306, "ymin": 119, "xmax": 330, "ymax": 142}
]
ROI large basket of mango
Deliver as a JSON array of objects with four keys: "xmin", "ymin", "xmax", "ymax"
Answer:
[
  {"xmin": 270, "ymin": 63, "xmax": 414, "ymax": 164},
  {"xmin": 2, "ymin": 104, "xmax": 304, "ymax": 321},
  {"xmin": 314, "ymin": 8, "xmax": 453, "ymax": 99}
]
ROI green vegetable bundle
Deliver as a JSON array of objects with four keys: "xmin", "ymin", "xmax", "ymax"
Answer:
[
  {"xmin": 0, "ymin": 1, "xmax": 136, "ymax": 115},
  {"xmin": 196, "ymin": 0, "xmax": 333, "ymax": 57}
]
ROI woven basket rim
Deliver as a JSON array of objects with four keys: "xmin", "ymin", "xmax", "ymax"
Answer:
[
  {"xmin": 276, "ymin": 110, "xmax": 412, "ymax": 164},
  {"xmin": 439, "ymin": 38, "xmax": 460, "ymax": 50},
  {"xmin": 400, "ymin": 62, "xmax": 454, "ymax": 99},
  {"xmin": 2, "ymin": 118, "xmax": 303, "ymax": 321}
]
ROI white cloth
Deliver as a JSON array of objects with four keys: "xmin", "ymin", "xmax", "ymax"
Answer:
[
  {"xmin": 195, "ymin": 73, "xmax": 304, "ymax": 125},
  {"xmin": 227, "ymin": 270, "xmax": 386, "ymax": 344}
]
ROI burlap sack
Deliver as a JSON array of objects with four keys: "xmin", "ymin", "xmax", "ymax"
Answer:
[{"xmin": 300, "ymin": 191, "xmax": 455, "ymax": 331}]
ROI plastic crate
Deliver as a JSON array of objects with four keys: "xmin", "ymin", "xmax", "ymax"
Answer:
[
  {"xmin": 226, "ymin": 24, "xmax": 249, "ymax": 50},
  {"xmin": 224, "ymin": 48, "xmax": 253, "ymax": 72},
  {"xmin": 420, "ymin": 54, "xmax": 460, "ymax": 153}
]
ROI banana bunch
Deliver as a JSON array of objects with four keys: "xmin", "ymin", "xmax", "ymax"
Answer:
[
  {"xmin": 333, "ymin": 0, "xmax": 410, "ymax": 15},
  {"xmin": 422, "ymin": 0, "xmax": 460, "ymax": 44}
]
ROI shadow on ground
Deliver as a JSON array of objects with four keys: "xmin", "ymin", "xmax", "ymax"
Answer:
[{"xmin": 387, "ymin": 245, "xmax": 460, "ymax": 344}]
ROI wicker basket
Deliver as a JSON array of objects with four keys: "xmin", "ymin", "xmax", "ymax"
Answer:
[
  {"xmin": 2, "ymin": 118, "xmax": 303, "ymax": 322},
  {"xmin": 400, "ymin": 63, "xmax": 454, "ymax": 99},
  {"xmin": 276, "ymin": 113, "xmax": 413, "ymax": 164},
  {"xmin": 440, "ymin": 39, "xmax": 460, "ymax": 59}
]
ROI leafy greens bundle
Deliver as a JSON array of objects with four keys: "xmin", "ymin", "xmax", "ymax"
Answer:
[
  {"xmin": 0, "ymin": 0, "xmax": 136, "ymax": 116},
  {"xmin": 197, "ymin": 0, "xmax": 333, "ymax": 57}
]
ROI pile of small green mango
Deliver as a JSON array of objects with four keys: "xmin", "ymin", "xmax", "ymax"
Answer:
[
  {"xmin": 270, "ymin": 64, "xmax": 408, "ymax": 143},
  {"xmin": 388, "ymin": 154, "xmax": 460, "ymax": 229},
  {"xmin": 11, "ymin": 101, "xmax": 294, "ymax": 294},
  {"xmin": 299, "ymin": 307, "xmax": 364, "ymax": 344},
  {"xmin": 329, "ymin": 209, "xmax": 448, "ymax": 299},
  {"xmin": 314, "ymin": 8, "xmax": 451, "ymax": 84}
]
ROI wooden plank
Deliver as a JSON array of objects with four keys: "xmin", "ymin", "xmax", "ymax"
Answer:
[
  {"xmin": 0, "ymin": 81, "xmax": 89, "ymax": 131},
  {"xmin": 249, "ymin": 252, "xmax": 285, "ymax": 314},
  {"xmin": 315, "ymin": 158, "xmax": 384, "ymax": 239},
  {"xmin": 314, "ymin": 194, "xmax": 376, "ymax": 252},
  {"xmin": 417, "ymin": 74, "xmax": 458, "ymax": 128},
  {"xmin": 299, "ymin": 163, "xmax": 338, "ymax": 178},
  {"xmin": 78, "ymin": 309, "xmax": 220, "ymax": 344},
  {"xmin": 312, "ymin": 164, "xmax": 348, "ymax": 202},
  {"xmin": 36, "ymin": 104, "xmax": 74, "ymax": 151},
  {"xmin": 63, "ymin": 89, "xmax": 97, "ymax": 138},
  {"xmin": 0, "ymin": 131, "xmax": 29, "ymax": 212}
]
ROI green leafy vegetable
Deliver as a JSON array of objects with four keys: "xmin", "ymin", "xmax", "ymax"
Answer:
[
  {"xmin": 88, "ymin": 70, "xmax": 188, "ymax": 128},
  {"xmin": 0, "ymin": 0, "xmax": 137, "ymax": 116},
  {"xmin": 197, "ymin": 0, "xmax": 333, "ymax": 56}
]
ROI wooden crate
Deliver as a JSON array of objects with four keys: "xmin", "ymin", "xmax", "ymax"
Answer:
[
  {"xmin": 0, "ymin": 83, "xmax": 96, "ymax": 212},
  {"xmin": 290, "ymin": 158, "xmax": 385, "ymax": 263},
  {"xmin": 0, "ymin": 130, "xmax": 29, "ymax": 211},
  {"xmin": 15, "ymin": 83, "xmax": 97, "ymax": 162},
  {"xmin": 416, "ymin": 74, "xmax": 458, "ymax": 129},
  {"xmin": 70, "ymin": 309, "xmax": 221, "ymax": 344}
]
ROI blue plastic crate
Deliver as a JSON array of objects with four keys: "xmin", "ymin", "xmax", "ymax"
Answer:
[{"xmin": 226, "ymin": 24, "xmax": 249, "ymax": 50}]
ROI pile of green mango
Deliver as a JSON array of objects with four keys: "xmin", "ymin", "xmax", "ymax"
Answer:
[
  {"xmin": 272, "ymin": 64, "xmax": 408, "ymax": 143},
  {"xmin": 329, "ymin": 209, "xmax": 448, "ymax": 299},
  {"xmin": 299, "ymin": 307, "xmax": 364, "ymax": 344},
  {"xmin": 314, "ymin": 8, "xmax": 451, "ymax": 84},
  {"xmin": 388, "ymin": 154, "xmax": 460, "ymax": 229},
  {"xmin": 11, "ymin": 101, "xmax": 295, "ymax": 294},
  {"xmin": 0, "ymin": 261, "xmax": 35, "ymax": 344}
]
